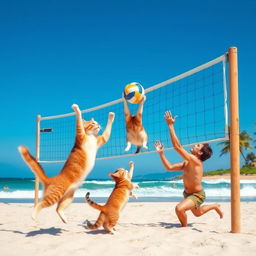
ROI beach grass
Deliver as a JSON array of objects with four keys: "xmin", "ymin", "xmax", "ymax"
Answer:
[{"xmin": 204, "ymin": 167, "xmax": 256, "ymax": 176}]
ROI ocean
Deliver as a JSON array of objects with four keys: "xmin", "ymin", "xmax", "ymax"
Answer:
[{"xmin": 0, "ymin": 178, "xmax": 255, "ymax": 203}]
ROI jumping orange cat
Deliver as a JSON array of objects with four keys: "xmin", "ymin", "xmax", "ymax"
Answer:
[
  {"xmin": 18, "ymin": 104, "xmax": 115, "ymax": 223},
  {"xmin": 85, "ymin": 161, "xmax": 138, "ymax": 234},
  {"xmin": 123, "ymin": 94, "xmax": 148, "ymax": 154}
]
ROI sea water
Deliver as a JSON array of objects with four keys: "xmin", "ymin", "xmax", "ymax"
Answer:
[{"xmin": 0, "ymin": 178, "xmax": 255, "ymax": 203}]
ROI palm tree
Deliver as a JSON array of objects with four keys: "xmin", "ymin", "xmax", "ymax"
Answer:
[
  {"xmin": 218, "ymin": 126, "xmax": 252, "ymax": 162},
  {"xmin": 245, "ymin": 152, "xmax": 256, "ymax": 167},
  {"xmin": 253, "ymin": 122, "xmax": 256, "ymax": 148},
  {"xmin": 254, "ymin": 130, "xmax": 256, "ymax": 149}
]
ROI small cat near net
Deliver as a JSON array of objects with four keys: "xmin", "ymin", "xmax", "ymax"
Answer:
[{"xmin": 85, "ymin": 161, "xmax": 139, "ymax": 234}]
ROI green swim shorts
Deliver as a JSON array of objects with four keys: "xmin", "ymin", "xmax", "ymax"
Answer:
[{"xmin": 183, "ymin": 190, "xmax": 206, "ymax": 208}]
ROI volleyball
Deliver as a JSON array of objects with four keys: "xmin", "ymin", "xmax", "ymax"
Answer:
[{"xmin": 123, "ymin": 82, "xmax": 145, "ymax": 104}]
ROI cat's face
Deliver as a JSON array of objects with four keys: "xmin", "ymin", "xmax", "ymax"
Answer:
[
  {"xmin": 109, "ymin": 168, "xmax": 129, "ymax": 181},
  {"xmin": 83, "ymin": 118, "xmax": 101, "ymax": 135}
]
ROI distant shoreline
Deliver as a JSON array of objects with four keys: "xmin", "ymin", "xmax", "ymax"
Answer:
[{"xmin": 202, "ymin": 174, "xmax": 256, "ymax": 180}]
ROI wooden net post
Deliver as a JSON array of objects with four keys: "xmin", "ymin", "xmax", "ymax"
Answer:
[{"xmin": 228, "ymin": 46, "xmax": 240, "ymax": 233}]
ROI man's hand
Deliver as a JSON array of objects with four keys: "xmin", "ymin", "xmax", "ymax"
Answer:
[
  {"xmin": 164, "ymin": 110, "xmax": 177, "ymax": 126},
  {"xmin": 154, "ymin": 141, "xmax": 164, "ymax": 153}
]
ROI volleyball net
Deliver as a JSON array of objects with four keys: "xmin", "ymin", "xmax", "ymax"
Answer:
[{"xmin": 37, "ymin": 53, "xmax": 228, "ymax": 163}]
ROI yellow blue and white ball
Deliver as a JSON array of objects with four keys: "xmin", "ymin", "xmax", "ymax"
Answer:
[{"xmin": 123, "ymin": 82, "xmax": 145, "ymax": 104}]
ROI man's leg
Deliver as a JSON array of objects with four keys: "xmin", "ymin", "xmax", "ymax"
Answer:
[
  {"xmin": 191, "ymin": 203, "xmax": 223, "ymax": 218},
  {"xmin": 175, "ymin": 198, "xmax": 195, "ymax": 227}
]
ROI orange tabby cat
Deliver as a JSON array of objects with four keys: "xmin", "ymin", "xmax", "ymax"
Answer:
[
  {"xmin": 85, "ymin": 161, "xmax": 138, "ymax": 234},
  {"xmin": 123, "ymin": 94, "xmax": 148, "ymax": 154},
  {"xmin": 18, "ymin": 104, "xmax": 115, "ymax": 223}
]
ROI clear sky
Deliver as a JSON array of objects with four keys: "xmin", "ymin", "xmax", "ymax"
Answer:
[{"xmin": 0, "ymin": 0, "xmax": 255, "ymax": 178}]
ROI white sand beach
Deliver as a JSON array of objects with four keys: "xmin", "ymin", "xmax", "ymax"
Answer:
[
  {"xmin": 0, "ymin": 202, "xmax": 255, "ymax": 256},
  {"xmin": 202, "ymin": 174, "xmax": 256, "ymax": 180}
]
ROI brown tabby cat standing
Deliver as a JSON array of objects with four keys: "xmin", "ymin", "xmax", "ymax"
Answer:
[
  {"xmin": 123, "ymin": 94, "xmax": 148, "ymax": 153},
  {"xmin": 85, "ymin": 161, "xmax": 138, "ymax": 234},
  {"xmin": 18, "ymin": 104, "xmax": 115, "ymax": 223}
]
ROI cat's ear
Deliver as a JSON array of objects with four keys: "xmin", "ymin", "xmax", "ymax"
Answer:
[
  {"xmin": 91, "ymin": 118, "xmax": 95, "ymax": 122},
  {"xmin": 109, "ymin": 172, "xmax": 119, "ymax": 178},
  {"xmin": 108, "ymin": 173, "xmax": 115, "ymax": 180}
]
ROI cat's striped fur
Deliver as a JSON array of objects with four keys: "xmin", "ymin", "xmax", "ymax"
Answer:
[
  {"xmin": 123, "ymin": 95, "xmax": 148, "ymax": 154},
  {"xmin": 85, "ymin": 161, "xmax": 138, "ymax": 234},
  {"xmin": 18, "ymin": 104, "xmax": 115, "ymax": 223}
]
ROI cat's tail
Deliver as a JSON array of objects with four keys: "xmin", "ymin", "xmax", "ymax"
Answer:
[
  {"xmin": 135, "ymin": 146, "xmax": 141, "ymax": 154},
  {"xmin": 85, "ymin": 192, "xmax": 104, "ymax": 211},
  {"xmin": 18, "ymin": 145, "xmax": 49, "ymax": 184}
]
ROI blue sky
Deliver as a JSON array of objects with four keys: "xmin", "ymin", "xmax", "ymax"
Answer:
[{"xmin": 0, "ymin": 0, "xmax": 255, "ymax": 178}]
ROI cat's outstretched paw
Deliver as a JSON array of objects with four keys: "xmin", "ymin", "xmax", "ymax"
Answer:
[
  {"xmin": 141, "ymin": 95, "xmax": 146, "ymax": 103},
  {"xmin": 72, "ymin": 104, "xmax": 82, "ymax": 116},
  {"xmin": 132, "ymin": 194, "xmax": 138, "ymax": 200},
  {"xmin": 108, "ymin": 229, "xmax": 116, "ymax": 235},
  {"xmin": 122, "ymin": 92, "xmax": 126, "ymax": 101},
  {"xmin": 130, "ymin": 191, "xmax": 138, "ymax": 199},
  {"xmin": 72, "ymin": 104, "xmax": 81, "ymax": 113},
  {"xmin": 72, "ymin": 104, "xmax": 78, "ymax": 109},
  {"xmin": 57, "ymin": 210, "xmax": 68, "ymax": 224},
  {"xmin": 134, "ymin": 183, "xmax": 139, "ymax": 189},
  {"xmin": 125, "ymin": 142, "xmax": 131, "ymax": 152},
  {"xmin": 108, "ymin": 112, "xmax": 115, "ymax": 122},
  {"xmin": 129, "ymin": 161, "xmax": 134, "ymax": 167}
]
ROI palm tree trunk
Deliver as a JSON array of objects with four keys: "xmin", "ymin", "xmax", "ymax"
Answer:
[{"xmin": 240, "ymin": 150, "xmax": 247, "ymax": 162}]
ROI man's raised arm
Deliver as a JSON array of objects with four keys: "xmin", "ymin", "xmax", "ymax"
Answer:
[
  {"xmin": 154, "ymin": 141, "xmax": 185, "ymax": 171},
  {"xmin": 164, "ymin": 111, "xmax": 192, "ymax": 161}
]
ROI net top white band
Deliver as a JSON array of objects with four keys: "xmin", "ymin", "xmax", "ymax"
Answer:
[{"xmin": 40, "ymin": 53, "xmax": 227, "ymax": 121}]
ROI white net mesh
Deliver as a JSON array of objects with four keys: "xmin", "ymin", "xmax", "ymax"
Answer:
[{"xmin": 38, "ymin": 54, "xmax": 228, "ymax": 163}]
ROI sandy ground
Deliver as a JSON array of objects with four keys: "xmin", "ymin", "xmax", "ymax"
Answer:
[{"xmin": 0, "ymin": 202, "xmax": 255, "ymax": 256}]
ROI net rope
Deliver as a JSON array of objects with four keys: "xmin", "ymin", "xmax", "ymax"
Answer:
[{"xmin": 38, "ymin": 54, "xmax": 228, "ymax": 163}]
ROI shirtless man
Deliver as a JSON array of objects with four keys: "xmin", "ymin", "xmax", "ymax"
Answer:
[{"xmin": 154, "ymin": 111, "xmax": 223, "ymax": 227}]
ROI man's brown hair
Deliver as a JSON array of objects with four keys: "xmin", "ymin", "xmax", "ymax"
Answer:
[{"xmin": 199, "ymin": 143, "xmax": 213, "ymax": 161}]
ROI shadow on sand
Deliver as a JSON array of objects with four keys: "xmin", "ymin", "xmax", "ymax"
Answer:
[{"xmin": 0, "ymin": 227, "xmax": 67, "ymax": 237}]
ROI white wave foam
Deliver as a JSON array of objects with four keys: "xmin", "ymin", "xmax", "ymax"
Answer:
[
  {"xmin": 1, "ymin": 185, "xmax": 256, "ymax": 198},
  {"xmin": 203, "ymin": 179, "xmax": 231, "ymax": 185},
  {"xmin": 82, "ymin": 180, "xmax": 115, "ymax": 185},
  {"xmin": 0, "ymin": 190, "xmax": 42, "ymax": 199},
  {"xmin": 239, "ymin": 179, "xmax": 256, "ymax": 184},
  {"xmin": 82, "ymin": 186, "xmax": 256, "ymax": 198},
  {"xmin": 167, "ymin": 180, "xmax": 184, "ymax": 184}
]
